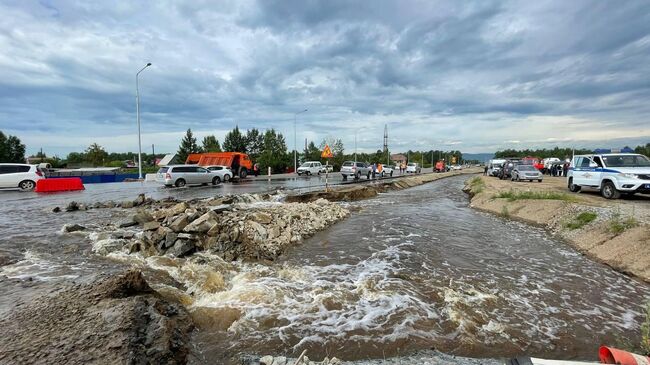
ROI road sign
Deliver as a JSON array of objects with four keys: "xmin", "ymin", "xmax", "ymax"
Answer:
[{"xmin": 321, "ymin": 145, "xmax": 334, "ymax": 158}]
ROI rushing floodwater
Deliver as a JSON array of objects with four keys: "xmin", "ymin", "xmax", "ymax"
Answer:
[{"xmin": 1, "ymin": 176, "xmax": 648, "ymax": 364}]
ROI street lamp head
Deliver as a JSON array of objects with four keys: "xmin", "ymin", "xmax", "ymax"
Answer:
[{"xmin": 146, "ymin": 62, "xmax": 152, "ymax": 67}]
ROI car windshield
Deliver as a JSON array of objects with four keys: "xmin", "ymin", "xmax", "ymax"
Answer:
[
  {"xmin": 342, "ymin": 161, "xmax": 354, "ymax": 167},
  {"xmin": 300, "ymin": 163, "xmax": 311, "ymax": 167},
  {"xmin": 408, "ymin": 163, "xmax": 415, "ymax": 166},
  {"xmin": 517, "ymin": 165, "xmax": 536, "ymax": 171},
  {"xmin": 602, "ymin": 155, "xmax": 650, "ymax": 167}
]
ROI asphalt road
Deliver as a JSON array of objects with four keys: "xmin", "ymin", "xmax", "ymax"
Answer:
[{"xmin": 0, "ymin": 168, "xmax": 446, "ymax": 209}]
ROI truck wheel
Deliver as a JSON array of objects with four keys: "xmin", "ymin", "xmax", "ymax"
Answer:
[
  {"xmin": 601, "ymin": 181, "xmax": 620, "ymax": 199},
  {"xmin": 239, "ymin": 168, "xmax": 248, "ymax": 179},
  {"xmin": 568, "ymin": 178, "xmax": 581, "ymax": 192}
]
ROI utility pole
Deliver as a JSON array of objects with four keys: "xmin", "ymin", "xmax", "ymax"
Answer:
[
  {"xmin": 136, "ymin": 62, "xmax": 152, "ymax": 179},
  {"xmin": 152, "ymin": 144, "xmax": 155, "ymax": 166},
  {"xmin": 293, "ymin": 109, "xmax": 308, "ymax": 173},
  {"xmin": 383, "ymin": 124, "xmax": 389, "ymax": 165}
]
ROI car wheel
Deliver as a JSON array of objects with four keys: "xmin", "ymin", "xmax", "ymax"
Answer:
[
  {"xmin": 355, "ymin": 172, "xmax": 361, "ymax": 180},
  {"xmin": 390, "ymin": 171, "xmax": 393, "ymax": 176},
  {"xmin": 367, "ymin": 172, "xmax": 371, "ymax": 179},
  {"xmin": 601, "ymin": 181, "xmax": 621, "ymax": 199},
  {"xmin": 19, "ymin": 180, "xmax": 36, "ymax": 191},
  {"xmin": 568, "ymin": 178, "xmax": 581, "ymax": 192},
  {"xmin": 538, "ymin": 179, "xmax": 542, "ymax": 183},
  {"xmin": 224, "ymin": 174, "xmax": 231, "ymax": 182},
  {"xmin": 212, "ymin": 176, "xmax": 221, "ymax": 185},
  {"xmin": 175, "ymin": 179, "xmax": 186, "ymax": 188},
  {"xmin": 318, "ymin": 171, "xmax": 321, "ymax": 176},
  {"xmin": 342, "ymin": 175, "xmax": 347, "ymax": 181}
]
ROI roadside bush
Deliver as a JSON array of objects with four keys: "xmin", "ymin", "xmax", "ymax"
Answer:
[
  {"xmin": 468, "ymin": 176, "xmax": 485, "ymax": 194},
  {"xmin": 606, "ymin": 213, "xmax": 639, "ymax": 234},
  {"xmin": 564, "ymin": 212, "xmax": 598, "ymax": 230},
  {"xmin": 494, "ymin": 190, "xmax": 579, "ymax": 202},
  {"xmin": 500, "ymin": 205, "xmax": 510, "ymax": 218}
]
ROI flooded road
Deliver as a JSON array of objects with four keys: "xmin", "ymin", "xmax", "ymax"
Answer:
[{"xmin": 1, "ymin": 175, "xmax": 648, "ymax": 363}]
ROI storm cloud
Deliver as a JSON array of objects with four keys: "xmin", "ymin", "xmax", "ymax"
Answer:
[{"xmin": 0, "ymin": 0, "xmax": 649, "ymax": 156}]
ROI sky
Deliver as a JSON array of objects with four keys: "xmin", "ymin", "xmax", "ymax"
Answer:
[{"xmin": 1, "ymin": 0, "xmax": 649, "ymax": 157}]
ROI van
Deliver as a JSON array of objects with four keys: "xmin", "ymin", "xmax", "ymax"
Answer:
[{"xmin": 297, "ymin": 161, "xmax": 322, "ymax": 176}]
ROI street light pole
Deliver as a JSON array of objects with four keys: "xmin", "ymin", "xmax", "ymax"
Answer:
[
  {"xmin": 136, "ymin": 62, "xmax": 152, "ymax": 180},
  {"xmin": 293, "ymin": 109, "xmax": 308, "ymax": 173}
]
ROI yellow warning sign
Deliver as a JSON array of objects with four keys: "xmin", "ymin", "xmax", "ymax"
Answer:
[{"xmin": 321, "ymin": 144, "xmax": 334, "ymax": 158}]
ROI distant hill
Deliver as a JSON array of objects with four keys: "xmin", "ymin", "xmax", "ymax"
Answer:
[{"xmin": 463, "ymin": 153, "xmax": 494, "ymax": 163}]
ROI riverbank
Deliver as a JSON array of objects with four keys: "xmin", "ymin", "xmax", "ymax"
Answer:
[{"xmin": 464, "ymin": 175, "xmax": 650, "ymax": 282}]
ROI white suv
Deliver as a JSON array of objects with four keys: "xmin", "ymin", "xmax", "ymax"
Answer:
[
  {"xmin": 0, "ymin": 163, "xmax": 44, "ymax": 190},
  {"xmin": 297, "ymin": 161, "xmax": 322, "ymax": 176},
  {"xmin": 567, "ymin": 153, "xmax": 650, "ymax": 199}
]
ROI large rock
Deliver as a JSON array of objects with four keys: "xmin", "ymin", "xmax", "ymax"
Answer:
[
  {"xmin": 169, "ymin": 214, "xmax": 189, "ymax": 233},
  {"xmin": 0, "ymin": 270, "xmax": 193, "ymax": 364},
  {"xmin": 65, "ymin": 201, "xmax": 79, "ymax": 212},
  {"xmin": 132, "ymin": 210, "xmax": 154, "ymax": 224},
  {"xmin": 184, "ymin": 211, "xmax": 218, "ymax": 233},
  {"xmin": 62, "ymin": 223, "xmax": 86, "ymax": 233},
  {"xmin": 143, "ymin": 221, "xmax": 160, "ymax": 231},
  {"xmin": 168, "ymin": 239, "xmax": 196, "ymax": 258},
  {"xmin": 250, "ymin": 211, "xmax": 273, "ymax": 224}
]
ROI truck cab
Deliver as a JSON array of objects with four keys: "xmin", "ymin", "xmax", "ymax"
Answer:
[{"xmin": 567, "ymin": 153, "xmax": 650, "ymax": 199}]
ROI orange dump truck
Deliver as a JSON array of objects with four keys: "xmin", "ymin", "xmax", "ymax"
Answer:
[
  {"xmin": 185, "ymin": 152, "xmax": 253, "ymax": 178},
  {"xmin": 435, "ymin": 160, "xmax": 446, "ymax": 172}
]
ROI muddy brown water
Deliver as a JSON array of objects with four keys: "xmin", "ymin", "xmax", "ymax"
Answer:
[{"xmin": 1, "ymin": 176, "xmax": 648, "ymax": 363}]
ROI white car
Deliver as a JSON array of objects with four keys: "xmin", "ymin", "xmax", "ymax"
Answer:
[
  {"xmin": 406, "ymin": 163, "xmax": 421, "ymax": 174},
  {"xmin": 0, "ymin": 163, "xmax": 45, "ymax": 190},
  {"xmin": 381, "ymin": 165, "xmax": 394, "ymax": 177},
  {"xmin": 205, "ymin": 165, "xmax": 233, "ymax": 182},
  {"xmin": 297, "ymin": 161, "xmax": 322, "ymax": 176},
  {"xmin": 320, "ymin": 164, "xmax": 334, "ymax": 173},
  {"xmin": 568, "ymin": 153, "xmax": 650, "ymax": 199},
  {"xmin": 156, "ymin": 165, "xmax": 221, "ymax": 187}
]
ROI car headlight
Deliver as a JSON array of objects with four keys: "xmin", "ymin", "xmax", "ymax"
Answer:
[{"xmin": 618, "ymin": 173, "xmax": 639, "ymax": 179}]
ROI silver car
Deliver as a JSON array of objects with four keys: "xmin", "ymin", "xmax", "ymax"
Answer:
[
  {"xmin": 512, "ymin": 165, "xmax": 543, "ymax": 182},
  {"xmin": 157, "ymin": 165, "xmax": 221, "ymax": 187}
]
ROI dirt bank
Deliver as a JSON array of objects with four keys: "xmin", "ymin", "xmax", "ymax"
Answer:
[
  {"xmin": 0, "ymin": 270, "xmax": 193, "ymax": 364},
  {"xmin": 464, "ymin": 175, "xmax": 650, "ymax": 282},
  {"xmin": 286, "ymin": 169, "xmax": 481, "ymax": 203}
]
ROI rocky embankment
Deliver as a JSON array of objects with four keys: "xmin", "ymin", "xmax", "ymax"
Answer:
[
  {"xmin": 71, "ymin": 193, "xmax": 349, "ymax": 262},
  {"xmin": 287, "ymin": 169, "xmax": 480, "ymax": 203},
  {"xmin": 0, "ymin": 270, "xmax": 193, "ymax": 364},
  {"xmin": 464, "ymin": 176, "xmax": 650, "ymax": 282}
]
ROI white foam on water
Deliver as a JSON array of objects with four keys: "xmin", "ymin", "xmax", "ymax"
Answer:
[{"xmin": 0, "ymin": 250, "xmax": 80, "ymax": 281}]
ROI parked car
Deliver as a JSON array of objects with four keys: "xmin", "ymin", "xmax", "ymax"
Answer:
[
  {"xmin": 0, "ymin": 163, "xmax": 44, "ymax": 190},
  {"xmin": 451, "ymin": 165, "xmax": 462, "ymax": 170},
  {"xmin": 487, "ymin": 159, "xmax": 506, "ymax": 176},
  {"xmin": 406, "ymin": 163, "xmax": 421, "ymax": 174},
  {"xmin": 340, "ymin": 161, "xmax": 371, "ymax": 180},
  {"xmin": 320, "ymin": 164, "xmax": 334, "ymax": 173},
  {"xmin": 205, "ymin": 165, "xmax": 233, "ymax": 182},
  {"xmin": 156, "ymin": 165, "xmax": 221, "ymax": 187},
  {"xmin": 567, "ymin": 153, "xmax": 650, "ymax": 199},
  {"xmin": 297, "ymin": 161, "xmax": 323, "ymax": 176},
  {"xmin": 512, "ymin": 165, "xmax": 543, "ymax": 182},
  {"xmin": 381, "ymin": 165, "xmax": 394, "ymax": 177}
]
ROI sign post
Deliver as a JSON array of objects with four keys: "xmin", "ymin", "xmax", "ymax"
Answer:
[{"xmin": 321, "ymin": 144, "xmax": 334, "ymax": 191}]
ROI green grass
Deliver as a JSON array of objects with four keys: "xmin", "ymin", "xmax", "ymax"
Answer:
[
  {"xmin": 468, "ymin": 176, "xmax": 485, "ymax": 194},
  {"xmin": 564, "ymin": 212, "xmax": 598, "ymax": 230},
  {"xmin": 494, "ymin": 190, "xmax": 580, "ymax": 202},
  {"xmin": 606, "ymin": 214, "xmax": 639, "ymax": 234},
  {"xmin": 500, "ymin": 205, "xmax": 510, "ymax": 218}
]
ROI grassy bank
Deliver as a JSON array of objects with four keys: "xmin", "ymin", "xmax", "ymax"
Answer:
[{"xmin": 465, "ymin": 175, "xmax": 650, "ymax": 283}]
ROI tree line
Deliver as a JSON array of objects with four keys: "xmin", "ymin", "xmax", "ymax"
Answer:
[
  {"xmin": 493, "ymin": 144, "xmax": 650, "ymax": 159},
  {"xmin": 0, "ymin": 131, "xmax": 26, "ymax": 163}
]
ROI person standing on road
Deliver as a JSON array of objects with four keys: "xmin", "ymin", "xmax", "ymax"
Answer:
[
  {"xmin": 253, "ymin": 163, "xmax": 259, "ymax": 177},
  {"xmin": 372, "ymin": 162, "xmax": 377, "ymax": 179},
  {"xmin": 483, "ymin": 165, "xmax": 488, "ymax": 176}
]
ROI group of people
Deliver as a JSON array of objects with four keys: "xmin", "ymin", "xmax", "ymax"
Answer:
[
  {"xmin": 545, "ymin": 163, "xmax": 569, "ymax": 177},
  {"xmin": 398, "ymin": 162, "xmax": 407, "ymax": 174}
]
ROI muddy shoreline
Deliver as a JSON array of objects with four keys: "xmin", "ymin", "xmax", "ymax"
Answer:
[{"xmin": 463, "ymin": 175, "xmax": 650, "ymax": 283}]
